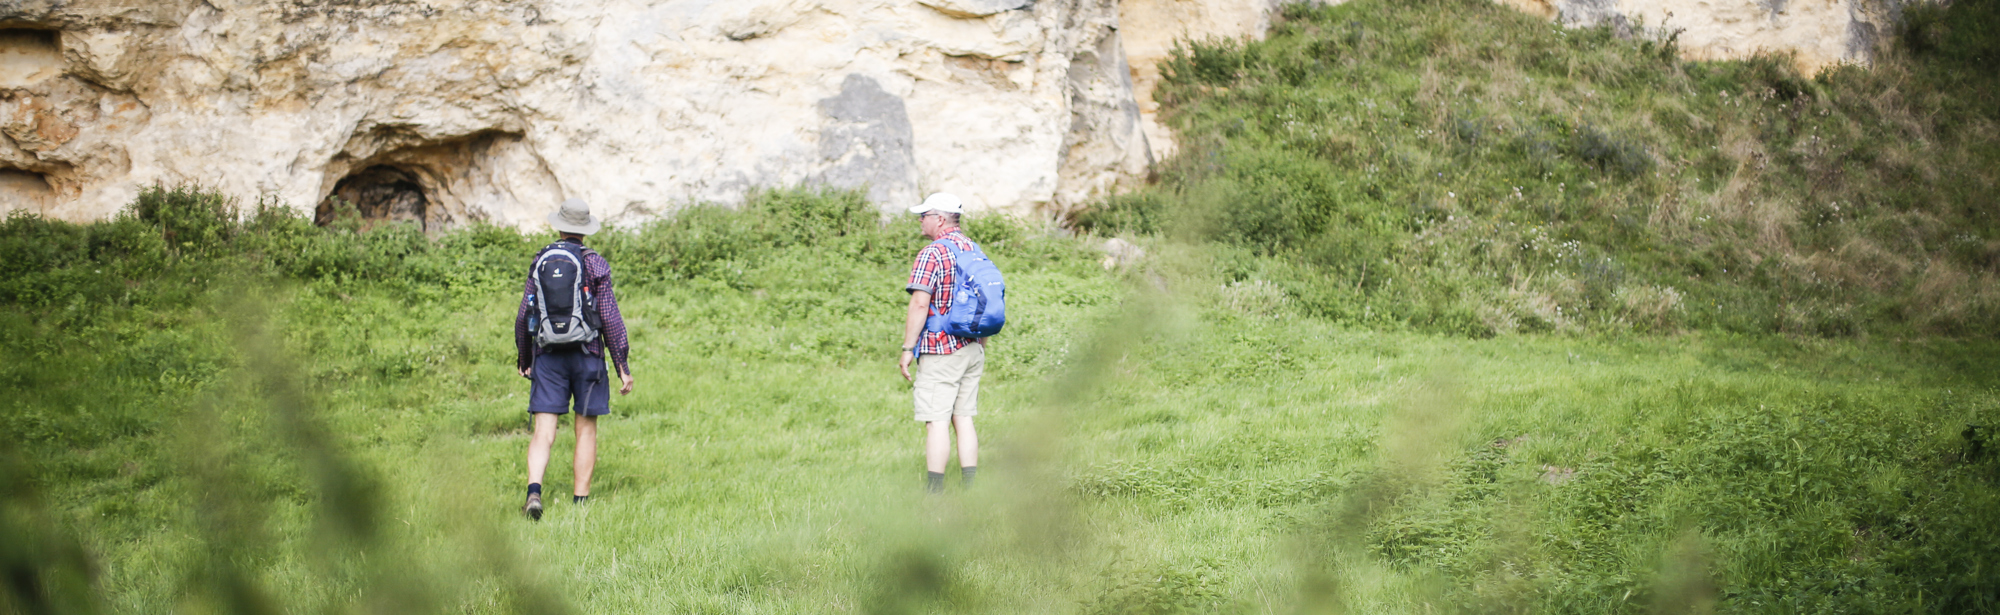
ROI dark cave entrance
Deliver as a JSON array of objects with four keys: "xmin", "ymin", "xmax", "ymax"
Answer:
[
  {"xmin": 318, "ymin": 165, "xmax": 430, "ymax": 231},
  {"xmin": 0, "ymin": 168, "xmax": 54, "ymax": 213}
]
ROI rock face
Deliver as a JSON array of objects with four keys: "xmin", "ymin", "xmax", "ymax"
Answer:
[
  {"xmin": 1117, "ymin": 0, "xmax": 1292, "ymax": 162},
  {"xmin": 0, "ymin": 0, "xmax": 1155, "ymax": 227},
  {"xmin": 0, "ymin": 0, "xmax": 1923, "ymax": 227},
  {"xmin": 1497, "ymin": 0, "xmax": 1907, "ymax": 74}
]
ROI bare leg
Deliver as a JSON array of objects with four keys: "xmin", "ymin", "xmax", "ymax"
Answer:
[
  {"xmin": 925, "ymin": 420, "xmax": 952, "ymax": 474},
  {"xmin": 526, "ymin": 413, "xmax": 560, "ymax": 485},
  {"xmin": 952, "ymin": 416, "xmax": 978, "ymax": 469},
  {"xmin": 573, "ymin": 414, "xmax": 598, "ymax": 497}
]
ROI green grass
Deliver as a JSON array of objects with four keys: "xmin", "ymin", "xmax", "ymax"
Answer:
[
  {"xmin": 7, "ymin": 0, "xmax": 2000, "ymax": 611},
  {"xmin": 1081, "ymin": 0, "xmax": 2000, "ymax": 338},
  {"xmin": 5, "ymin": 186, "xmax": 2000, "ymax": 613}
]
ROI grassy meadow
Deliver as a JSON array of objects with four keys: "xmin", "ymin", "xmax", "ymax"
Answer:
[
  {"xmin": 6, "ymin": 0, "xmax": 2000, "ymax": 612},
  {"xmin": 1085, "ymin": 0, "xmax": 2000, "ymax": 338},
  {"xmin": 5, "ymin": 186, "xmax": 1998, "ymax": 614}
]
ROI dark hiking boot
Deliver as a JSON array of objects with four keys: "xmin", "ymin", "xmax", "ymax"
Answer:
[{"xmin": 523, "ymin": 493, "xmax": 543, "ymax": 521}]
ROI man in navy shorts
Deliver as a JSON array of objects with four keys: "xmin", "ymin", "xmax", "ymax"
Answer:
[{"xmin": 516, "ymin": 198, "xmax": 634, "ymax": 520}]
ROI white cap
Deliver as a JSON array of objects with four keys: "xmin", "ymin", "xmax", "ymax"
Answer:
[{"xmin": 909, "ymin": 192, "xmax": 964, "ymax": 215}]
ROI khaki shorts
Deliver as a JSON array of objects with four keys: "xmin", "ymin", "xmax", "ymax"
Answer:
[{"xmin": 913, "ymin": 342, "xmax": 984, "ymax": 422}]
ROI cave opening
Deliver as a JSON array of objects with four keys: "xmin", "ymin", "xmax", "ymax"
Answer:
[
  {"xmin": 0, "ymin": 168, "xmax": 54, "ymax": 214},
  {"xmin": 0, "ymin": 28, "xmax": 63, "ymax": 88},
  {"xmin": 318, "ymin": 165, "xmax": 431, "ymax": 231}
]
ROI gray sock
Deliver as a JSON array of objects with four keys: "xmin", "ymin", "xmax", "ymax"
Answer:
[
  {"xmin": 961, "ymin": 466, "xmax": 977, "ymax": 488},
  {"xmin": 926, "ymin": 472, "xmax": 945, "ymax": 494}
]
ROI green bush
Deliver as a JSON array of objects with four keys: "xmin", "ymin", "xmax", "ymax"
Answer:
[
  {"xmin": 132, "ymin": 184, "xmax": 236, "ymax": 257},
  {"xmin": 1572, "ymin": 124, "xmax": 1654, "ymax": 177},
  {"xmin": 1099, "ymin": 0, "xmax": 2000, "ymax": 337},
  {"xmin": 1072, "ymin": 192, "xmax": 1168, "ymax": 236}
]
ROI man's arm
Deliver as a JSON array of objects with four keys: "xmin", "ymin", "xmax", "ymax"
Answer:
[
  {"xmin": 591, "ymin": 256, "xmax": 635, "ymax": 395},
  {"xmin": 515, "ymin": 275, "xmax": 535, "ymax": 377},
  {"xmin": 901, "ymin": 244, "xmax": 944, "ymax": 381},
  {"xmin": 899, "ymin": 290, "xmax": 930, "ymax": 381}
]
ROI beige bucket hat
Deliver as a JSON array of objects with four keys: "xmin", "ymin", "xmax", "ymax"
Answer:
[{"xmin": 547, "ymin": 198, "xmax": 601, "ymax": 235}]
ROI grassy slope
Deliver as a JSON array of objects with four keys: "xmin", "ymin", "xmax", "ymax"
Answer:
[
  {"xmin": 5, "ymin": 0, "xmax": 2000, "ymax": 611},
  {"xmin": 5, "ymin": 187, "xmax": 2000, "ymax": 614},
  {"xmin": 1083, "ymin": 0, "xmax": 2000, "ymax": 338}
]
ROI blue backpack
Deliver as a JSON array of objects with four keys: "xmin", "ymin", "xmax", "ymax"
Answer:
[{"xmin": 924, "ymin": 237, "xmax": 1006, "ymax": 339}]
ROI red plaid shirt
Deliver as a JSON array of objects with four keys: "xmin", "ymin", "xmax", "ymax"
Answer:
[{"xmin": 906, "ymin": 230, "xmax": 979, "ymax": 355}]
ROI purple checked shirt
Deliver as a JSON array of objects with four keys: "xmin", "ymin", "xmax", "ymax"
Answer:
[{"xmin": 515, "ymin": 239, "xmax": 630, "ymax": 375}]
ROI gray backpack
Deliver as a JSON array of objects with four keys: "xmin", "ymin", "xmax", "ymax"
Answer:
[{"xmin": 528, "ymin": 242, "xmax": 602, "ymax": 350}]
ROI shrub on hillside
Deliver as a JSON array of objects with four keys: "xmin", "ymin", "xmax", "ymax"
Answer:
[
  {"xmin": 1104, "ymin": 0, "xmax": 2000, "ymax": 337},
  {"xmin": 133, "ymin": 184, "xmax": 237, "ymax": 256},
  {"xmin": 1572, "ymin": 124, "xmax": 1654, "ymax": 177}
]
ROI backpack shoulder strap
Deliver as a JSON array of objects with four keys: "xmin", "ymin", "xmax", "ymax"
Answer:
[
  {"xmin": 576, "ymin": 246, "xmax": 603, "ymax": 280},
  {"xmin": 548, "ymin": 243, "xmax": 602, "ymax": 271},
  {"xmin": 533, "ymin": 243, "xmax": 585, "ymax": 268},
  {"xmin": 565, "ymin": 245, "xmax": 592, "ymax": 295},
  {"xmin": 537, "ymin": 243, "xmax": 591, "ymax": 269},
  {"xmin": 934, "ymin": 235, "xmax": 983, "ymax": 259},
  {"xmin": 929, "ymin": 237, "xmax": 974, "ymax": 277},
  {"xmin": 921, "ymin": 239, "xmax": 956, "ymax": 334}
]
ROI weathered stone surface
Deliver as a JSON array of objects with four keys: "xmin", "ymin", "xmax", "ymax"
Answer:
[
  {"xmin": 0, "ymin": 0, "xmax": 1151, "ymax": 227},
  {"xmin": 0, "ymin": 0, "xmax": 1928, "ymax": 225},
  {"xmin": 1117, "ymin": 0, "xmax": 1290, "ymax": 162},
  {"xmin": 816, "ymin": 73, "xmax": 919, "ymax": 209},
  {"xmin": 0, "ymin": 168, "xmax": 53, "ymax": 211},
  {"xmin": 0, "ymin": 29, "xmax": 63, "ymax": 87},
  {"xmin": 920, "ymin": 0, "xmax": 1035, "ymax": 19},
  {"xmin": 1059, "ymin": 25, "xmax": 1152, "ymax": 212},
  {"xmin": 1097, "ymin": 236, "xmax": 1144, "ymax": 269},
  {"xmin": 1495, "ymin": 0, "xmax": 1905, "ymax": 73}
]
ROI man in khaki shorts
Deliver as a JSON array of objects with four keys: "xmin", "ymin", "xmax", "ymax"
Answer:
[{"xmin": 898, "ymin": 193, "xmax": 984, "ymax": 494}]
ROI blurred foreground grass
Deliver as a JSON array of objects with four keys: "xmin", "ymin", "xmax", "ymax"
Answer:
[
  {"xmin": 8, "ymin": 1, "xmax": 2000, "ymax": 606},
  {"xmin": 4, "ymin": 187, "xmax": 1998, "ymax": 613}
]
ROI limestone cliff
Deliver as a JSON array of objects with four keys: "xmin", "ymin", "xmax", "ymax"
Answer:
[
  {"xmin": 0, "ymin": 0, "xmax": 1927, "ymax": 228},
  {"xmin": 1117, "ymin": 0, "xmax": 1290, "ymax": 161},
  {"xmin": 1497, "ymin": 0, "xmax": 1908, "ymax": 74},
  {"xmin": 0, "ymin": 0, "xmax": 1155, "ymax": 227}
]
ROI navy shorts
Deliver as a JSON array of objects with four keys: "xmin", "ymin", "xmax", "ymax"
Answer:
[{"xmin": 529, "ymin": 351, "xmax": 610, "ymax": 416}]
